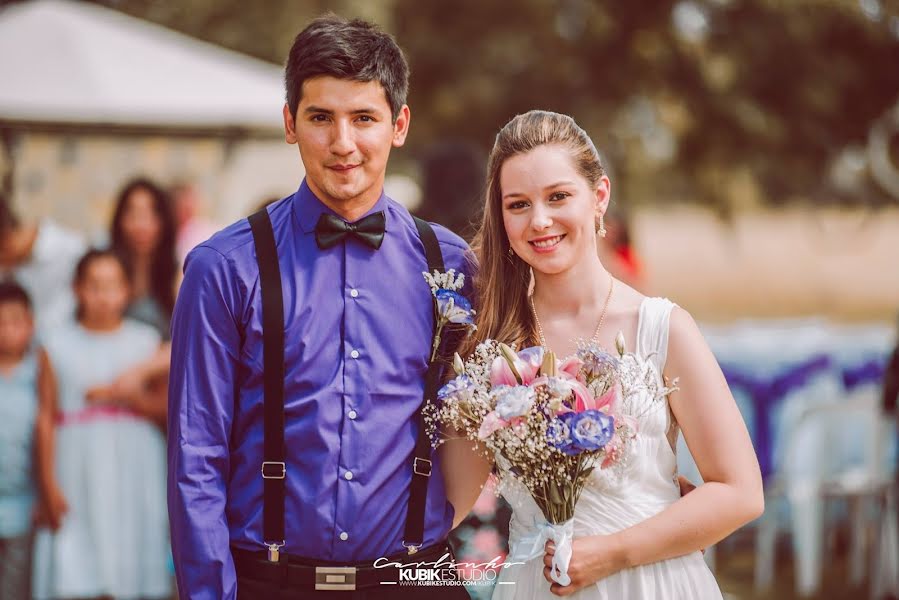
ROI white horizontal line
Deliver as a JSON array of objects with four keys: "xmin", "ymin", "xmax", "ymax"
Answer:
[
  {"xmin": 380, "ymin": 582, "xmax": 397, "ymax": 585},
  {"xmin": 497, "ymin": 582, "xmax": 515, "ymax": 585}
]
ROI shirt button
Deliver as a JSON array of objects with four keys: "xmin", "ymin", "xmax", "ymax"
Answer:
[
  {"xmin": 344, "ymin": 471, "xmax": 353, "ymax": 481},
  {"xmin": 348, "ymin": 410, "xmax": 358, "ymax": 420},
  {"xmin": 339, "ymin": 532, "xmax": 349, "ymax": 541},
  {"xmin": 350, "ymin": 349, "xmax": 360, "ymax": 359},
  {"xmin": 350, "ymin": 289, "xmax": 359, "ymax": 298}
]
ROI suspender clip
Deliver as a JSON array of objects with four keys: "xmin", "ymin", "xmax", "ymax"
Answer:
[
  {"xmin": 261, "ymin": 461, "xmax": 286, "ymax": 479},
  {"xmin": 413, "ymin": 457, "xmax": 432, "ymax": 477}
]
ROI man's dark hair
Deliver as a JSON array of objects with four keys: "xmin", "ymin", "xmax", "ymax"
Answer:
[
  {"xmin": 284, "ymin": 15, "xmax": 409, "ymax": 122},
  {"xmin": 0, "ymin": 279, "xmax": 32, "ymax": 310}
]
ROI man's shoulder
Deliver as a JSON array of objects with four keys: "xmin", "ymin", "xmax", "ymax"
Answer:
[
  {"xmin": 35, "ymin": 219, "xmax": 87, "ymax": 257},
  {"xmin": 386, "ymin": 198, "xmax": 470, "ymax": 253}
]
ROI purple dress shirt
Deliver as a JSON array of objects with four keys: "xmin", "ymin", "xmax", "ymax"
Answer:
[{"xmin": 167, "ymin": 181, "xmax": 474, "ymax": 599}]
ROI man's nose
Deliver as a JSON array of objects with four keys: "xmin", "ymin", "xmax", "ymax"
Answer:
[{"xmin": 330, "ymin": 121, "xmax": 355, "ymax": 156}]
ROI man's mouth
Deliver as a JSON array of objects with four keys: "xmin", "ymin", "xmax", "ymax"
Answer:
[{"xmin": 328, "ymin": 163, "xmax": 360, "ymax": 173}]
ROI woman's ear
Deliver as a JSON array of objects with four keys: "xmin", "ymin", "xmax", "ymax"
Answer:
[{"xmin": 594, "ymin": 175, "xmax": 611, "ymax": 218}]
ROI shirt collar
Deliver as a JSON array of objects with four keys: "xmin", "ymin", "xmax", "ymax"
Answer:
[{"xmin": 293, "ymin": 179, "xmax": 391, "ymax": 234}]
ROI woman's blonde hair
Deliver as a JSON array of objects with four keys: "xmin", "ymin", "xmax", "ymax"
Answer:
[{"xmin": 464, "ymin": 110, "xmax": 605, "ymax": 355}]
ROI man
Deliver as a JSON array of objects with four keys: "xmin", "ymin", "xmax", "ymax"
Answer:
[
  {"xmin": 0, "ymin": 193, "xmax": 86, "ymax": 337},
  {"xmin": 168, "ymin": 16, "xmax": 473, "ymax": 599}
]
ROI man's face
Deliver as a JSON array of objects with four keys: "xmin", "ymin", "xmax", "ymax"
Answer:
[{"xmin": 283, "ymin": 76, "xmax": 410, "ymax": 215}]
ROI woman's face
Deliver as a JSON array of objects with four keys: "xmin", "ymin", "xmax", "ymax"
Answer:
[
  {"xmin": 75, "ymin": 256, "xmax": 131, "ymax": 323},
  {"xmin": 120, "ymin": 188, "xmax": 162, "ymax": 256},
  {"xmin": 500, "ymin": 144, "xmax": 609, "ymax": 276}
]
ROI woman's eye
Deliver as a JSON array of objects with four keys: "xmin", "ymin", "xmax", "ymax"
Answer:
[
  {"xmin": 507, "ymin": 201, "xmax": 528, "ymax": 210},
  {"xmin": 549, "ymin": 192, "xmax": 570, "ymax": 202}
]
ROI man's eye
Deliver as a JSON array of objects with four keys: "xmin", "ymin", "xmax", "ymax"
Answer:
[
  {"xmin": 357, "ymin": 115, "xmax": 374, "ymax": 122},
  {"xmin": 311, "ymin": 114, "xmax": 329, "ymax": 122}
]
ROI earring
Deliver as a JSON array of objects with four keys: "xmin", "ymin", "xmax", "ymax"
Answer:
[
  {"xmin": 597, "ymin": 215, "xmax": 607, "ymax": 238},
  {"xmin": 507, "ymin": 245, "xmax": 515, "ymax": 262}
]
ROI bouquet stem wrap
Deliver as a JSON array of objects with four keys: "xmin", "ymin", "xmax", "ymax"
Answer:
[{"xmin": 509, "ymin": 518, "xmax": 575, "ymax": 586}]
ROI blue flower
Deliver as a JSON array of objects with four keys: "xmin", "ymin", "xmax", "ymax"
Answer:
[
  {"xmin": 546, "ymin": 412, "xmax": 580, "ymax": 455},
  {"xmin": 437, "ymin": 375, "xmax": 474, "ymax": 402},
  {"xmin": 493, "ymin": 385, "xmax": 536, "ymax": 420},
  {"xmin": 569, "ymin": 410, "xmax": 615, "ymax": 452},
  {"xmin": 435, "ymin": 289, "xmax": 474, "ymax": 325}
]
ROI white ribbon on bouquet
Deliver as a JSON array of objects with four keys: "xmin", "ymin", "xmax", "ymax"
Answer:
[{"xmin": 509, "ymin": 518, "xmax": 575, "ymax": 586}]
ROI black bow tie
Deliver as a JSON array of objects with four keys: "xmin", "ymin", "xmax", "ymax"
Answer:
[{"xmin": 314, "ymin": 211, "xmax": 386, "ymax": 250}]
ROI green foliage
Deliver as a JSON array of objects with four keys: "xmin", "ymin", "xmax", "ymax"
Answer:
[{"xmin": 83, "ymin": 0, "xmax": 899, "ymax": 208}]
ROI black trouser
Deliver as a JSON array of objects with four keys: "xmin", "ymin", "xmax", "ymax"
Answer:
[
  {"xmin": 236, "ymin": 577, "xmax": 471, "ymax": 599},
  {"xmin": 235, "ymin": 542, "xmax": 471, "ymax": 600}
]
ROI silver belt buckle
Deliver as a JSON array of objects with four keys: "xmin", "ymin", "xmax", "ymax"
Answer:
[{"xmin": 314, "ymin": 566, "xmax": 357, "ymax": 591}]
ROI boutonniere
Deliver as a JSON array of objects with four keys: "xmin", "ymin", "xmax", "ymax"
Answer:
[{"xmin": 422, "ymin": 269, "xmax": 477, "ymax": 362}]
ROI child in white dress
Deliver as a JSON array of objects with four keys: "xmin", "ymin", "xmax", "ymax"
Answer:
[{"xmin": 32, "ymin": 249, "xmax": 171, "ymax": 600}]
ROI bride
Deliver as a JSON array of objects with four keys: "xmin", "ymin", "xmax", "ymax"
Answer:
[{"xmin": 441, "ymin": 110, "xmax": 763, "ymax": 598}]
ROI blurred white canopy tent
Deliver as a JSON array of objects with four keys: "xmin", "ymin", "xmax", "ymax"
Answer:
[
  {"xmin": 0, "ymin": 0, "xmax": 285, "ymax": 132},
  {"xmin": 0, "ymin": 0, "xmax": 301, "ymax": 231}
]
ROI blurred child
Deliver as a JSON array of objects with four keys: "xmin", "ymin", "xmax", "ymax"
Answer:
[
  {"xmin": 0, "ymin": 280, "xmax": 65, "ymax": 599},
  {"xmin": 32, "ymin": 249, "xmax": 171, "ymax": 600}
]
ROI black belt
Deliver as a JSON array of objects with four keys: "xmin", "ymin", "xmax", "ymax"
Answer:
[{"xmin": 233, "ymin": 541, "xmax": 455, "ymax": 592}]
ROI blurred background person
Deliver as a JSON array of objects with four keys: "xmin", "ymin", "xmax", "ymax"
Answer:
[
  {"xmin": 417, "ymin": 140, "xmax": 486, "ymax": 241},
  {"xmin": 32, "ymin": 249, "xmax": 170, "ymax": 600},
  {"xmin": 598, "ymin": 206, "xmax": 646, "ymax": 292},
  {"xmin": 0, "ymin": 193, "xmax": 86, "ymax": 337},
  {"xmin": 0, "ymin": 280, "xmax": 65, "ymax": 600},
  {"xmin": 110, "ymin": 177, "xmax": 178, "ymax": 340},
  {"xmin": 170, "ymin": 179, "xmax": 218, "ymax": 267}
]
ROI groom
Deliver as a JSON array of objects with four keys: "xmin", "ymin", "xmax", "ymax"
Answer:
[{"xmin": 167, "ymin": 15, "xmax": 473, "ymax": 599}]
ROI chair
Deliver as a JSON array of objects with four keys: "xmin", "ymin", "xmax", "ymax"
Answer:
[{"xmin": 754, "ymin": 398, "xmax": 897, "ymax": 597}]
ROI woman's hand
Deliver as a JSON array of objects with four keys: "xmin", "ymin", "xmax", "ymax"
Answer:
[
  {"xmin": 33, "ymin": 482, "xmax": 69, "ymax": 530},
  {"xmin": 542, "ymin": 536, "xmax": 626, "ymax": 596},
  {"xmin": 86, "ymin": 368, "xmax": 145, "ymax": 406}
]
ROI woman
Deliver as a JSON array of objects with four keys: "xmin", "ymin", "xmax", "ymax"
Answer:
[
  {"xmin": 85, "ymin": 179, "xmax": 177, "ymax": 422},
  {"xmin": 109, "ymin": 177, "xmax": 178, "ymax": 340},
  {"xmin": 441, "ymin": 111, "xmax": 763, "ymax": 598}
]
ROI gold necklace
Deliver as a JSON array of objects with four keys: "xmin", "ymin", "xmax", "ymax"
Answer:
[{"xmin": 529, "ymin": 278, "xmax": 615, "ymax": 349}]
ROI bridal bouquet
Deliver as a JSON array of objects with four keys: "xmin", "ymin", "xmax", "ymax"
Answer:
[{"xmin": 427, "ymin": 335, "xmax": 673, "ymax": 585}]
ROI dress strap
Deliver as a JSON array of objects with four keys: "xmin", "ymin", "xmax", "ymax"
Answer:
[{"xmin": 636, "ymin": 297, "xmax": 677, "ymax": 375}]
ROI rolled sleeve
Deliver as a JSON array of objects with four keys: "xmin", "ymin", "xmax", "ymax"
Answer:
[{"xmin": 168, "ymin": 245, "xmax": 244, "ymax": 600}]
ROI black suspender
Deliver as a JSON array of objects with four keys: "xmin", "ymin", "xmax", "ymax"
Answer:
[
  {"xmin": 247, "ymin": 209, "xmax": 450, "ymax": 561},
  {"xmin": 404, "ymin": 216, "xmax": 446, "ymax": 554},
  {"xmin": 248, "ymin": 209, "xmax": 288, "ymax": 562}
]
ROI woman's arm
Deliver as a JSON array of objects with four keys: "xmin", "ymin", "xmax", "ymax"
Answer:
[
  {"xmin": 544, "ymin": 307, "xmax": 763, "ymax": 595},
  {"xmin": 86, "ymin": 342, "xmax": 171, "ymax": 407},
  {"xmin": 34, "ymin": 347, "xmax": 68, "ymax": 530},
  {"xmin": 127, "ymin": 347, "xmax": 169, "ymax": 426},
  {"xmin": 439, "ymin": 431, "xmax": 493, "ymax": 529}
]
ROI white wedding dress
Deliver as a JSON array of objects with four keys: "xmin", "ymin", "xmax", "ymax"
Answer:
[{"xmin": 492, "ymin": 298, "xmax": 723, "ymax": 599}]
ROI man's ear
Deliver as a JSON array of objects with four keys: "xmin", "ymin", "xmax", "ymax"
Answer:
[
  {"xmin": 283, "ymin": 104, "xmax": 297, "ymax": 145},
  {"xmin": 392, "ymin": 105, "xmax": 411, "ymax": 148}
]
